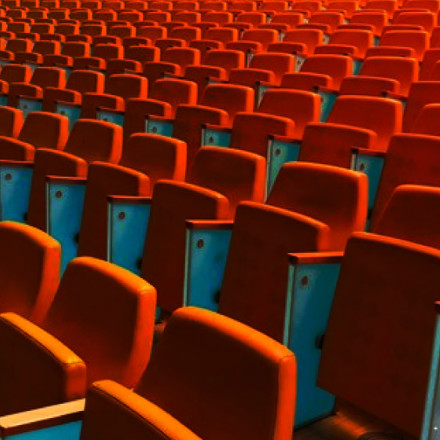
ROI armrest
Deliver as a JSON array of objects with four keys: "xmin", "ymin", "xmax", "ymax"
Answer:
[
  {"xmin": 201, "ymin": 124, "xmax": 232, "ymax": 148},
  {"xmin": 284, "ymin": 250, "xmax": 342, "ymax": 427},
  {"xmin": 44, "ymin": 87, "xmax": 82, "ymax": 112},
  {"xmin": 46, "ymin": 176, "xmax": 87, "ymax": 273},
  {"xmin": 0, "ymin": 313, "xmax": 86, "ymax": 416},
  {"xmin": 107, "ymin": 195, "xmax": 152, "ymax": 275},
  {"xmin": 266, "ymin": 135, "xmax": 302, "ymax": 195},
  {"xmin": 9, "ymin": 83, "xmax": 43, "ymax": 107},
  {"xmin": 0, "ymin": 160, "xmax": 34, "ymax": 222},
  {"xmin": 96, "ymin": 107, "xmax": 125, "ymax": 127},
  {"xmin": 351, "ymin": 148, "xmax": 385, "ymax": 219},
  {"xmin": 183, "ymin": 219, "xmax": 233, "ymax": 312},
  {"xmin": 0, "ymin": 399, "xmax": 84, "ymax": 439},
  {"xmin": 145, "ymin": 114, "xmax": 174, "ymax": 137}
]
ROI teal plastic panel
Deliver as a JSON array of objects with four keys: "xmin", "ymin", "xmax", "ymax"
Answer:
[
  {"xmin": 4, "ymin": 421, "xmax": 82, "ymax": 440},
  {"xmin": 353, "ymin": 59, "xmax": 362, "ymax": 75},
  {"xmin": 295, "ymin": 54, "xmax": 306, "ymax": 72},
  {"xmin": 107, "ymin": 200, "xmax": 151, "ymax": 275},
  {"xmin": 183, "ymin": 227, "xmax": 232, "ymax": 311},
  {"xmin": 61, "ymin": 66, "xmax": 73, "ymax": 80},
  {"xmin": 96, "ymin": 109, "xmax": 125, "ymax": 127},
  {"xmin": 373, "ymin": 36, "xmax": 380, "ymax": 46},
  {"xmin": 17, "ymin": 98, "xmax": 43, "ymax": 118},
  {"xmin": 319, "ymin": 90, "xmax": 338, "ymax": 122},
  {"xmin": 201, "ymin": 127, "xmax": 231, "ymax": 148},
  {"xmin": 145, "ymin": 118, "xmax": 174, "ymax": 137},
  {"xmin": 246, "ymin": 50, "xmax": 254, "ymax": 66},
  {"xmin": 285, "ymin": 262, "xmax": 341, "ymax": 427},
  {"xmin": 47, "ymin": 180, "xmax": 86, "ymax": 273},
  {"xmin": 266, "ymin": 138, "xmax": 301, "ymax": 195},
  {"xmin": 0, "ymin": 165, "xmax": 33, "ymax": 222},
  {"xmin": 323, "ymin": 33, "xmax": 330, "ymax": 44},
  {"xmin": 56, "ymin": 103, "xmax": 81, "ymax": 130},
  {"xmin": 27, "ymin": 62, "xmax": 39, "ymax": 72},
  {"xmin": 0, "ymin": 94, "xmax": 8, "ymax": 106},
  {"xmin": 422, "ymin": 316, "xmax": 440, "ymax": 440},
  {"xmin": 351, "ymin": 152, "xmax": 385, "ymax": 219},
  {"xmin": 0, "ymin": 60, "xmax": 9, "ymax": 67},
  {"xmin": 256, "ymin": 84, "xmax": 271, "ymax": 107}
]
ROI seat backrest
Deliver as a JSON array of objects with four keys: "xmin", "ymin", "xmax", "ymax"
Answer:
[
  {"xmin": 125, "ymin": 45, "xmax": 160, "ymax": 63},
  {"xmin": 134, "ymin": 307, "xmax": 295, "ymax": 440},
  {"xmin": 33, "ymin": 40, "xmax": 60, "ymax": 55},
  {"xmin": 258, "ymin": 89, "xmax": 321, "ymax": 138},
  {"xmin": 188, "ymin": 146, "xmax": 266, "ymax": 217},
  {"xmin": 412, "ymin": 103, "xmax": 440, "ymax": 136},
  {"xmin": 205, "ymin": 26, "xmax": 238, "ymax": 43},
  {"xmin": 65, "ymin": 119, "xmax": 123, "ymax": 164},
  {"xmin": 120, "ymin": 133, "xmax": 187, "ymax": 186},
  {"xmin": 403, "ymin": 81, "xmax": 440, "ymax": 132},
  {"xmin": 300, "ymin": 54, "xmax": 353, "ymax": 89},
  {"xmin": 327, "ymin": 95, "xmax": 403, "ymax": 150},
  {"xmin": 370, "ymin": 133, "xmax": 440, "ymax": 229},
  {"xmin": 201, "ymin": 83, "xmax": 254, "ymax": 122},
  {"xmin": 373, "ymin": 184, "xmax": 440, "ymax": 249},
  {"xmin": 241, "ymin": 29, "xmax": 278, "ymax": 49},
  {"xmin": 380, "ymin": 29, "xmax": 428, "ymax": 60},
  {"xmin": 104, "ymin": 73, "xmax": 148, "ymax": 100},
  {"xmin": 299, "ymin": 122, "xmax": 377, "ymax": 168},
  {"xmin": 230, "ymin": 112, "xmax": 295, "ymax": 156},
  {"xmin": 319, "ymin": 232, "xmax": 440, "ymax": 438},
  {"xmin": 43, "ymin": 257, "xmax": 156, "ymax": 387},
  {"xmin": 62, "ymin": 41, "xmax": 90, "ymax": 57},
  {"xmin": 150, "ymin": 78, "xmax": 198, "ymax": 111},
  {"xmin": 329, "ymin": 29, "xmax": 373, "ymax": 57},
  {"xmin": 359, "ymin": 55, "xmax": 419, "ymax": 96},
  {"xmin": 0, "ymin": 221, "xmax": 60, "ymax": 324},
  {"xmin": 204, "ymin": 49, "xmax": 245, "ymax": 73},
  {"xmin": 0, "ymin": 106, "xmax": 23, "ymax": 137},
  {"xmin": 6, "ymin": 37, "xmax": 32, "ymax": 52},
  {"xmin": 93, "ymin": 43, "xmax": 123, "ymax": 60},
  {"xmin": 268, "ymin": 162, "xmax": 368, "ymax": 250},
  {"xmin": 283, "ymin": 29, "xmax": 324, "ymax": 53},
  {"xmin": 30, "ymin": 66, "xmax": 66, "ymax": 89},
  {"xmin": 249, "ymin": 53, "xmax": 295, "ymax": 83},
  {"xmin": 0, "ymin": 64, "xmax": 31, "ymax": 83},
  {"xmin": 19, "ymin": 111, "xmax": 68, "ymax": 150},
  {"xmin": 78, "ymin": 162, "xmax": 150, "ymax": 260},
  {"xmin": 141, "ymin": 180, "xmax": 229, "ymax": 313},
  {"xmin": 65, "ymin": 69, "xmax": 105, "ymax": 95},
  {"xmin": 162, "ymin": 47, "xmax": 201, "ymax": 70},
  {"xmin": 219, "ymin": 201, "xmax": 329, "ymax": 341}
]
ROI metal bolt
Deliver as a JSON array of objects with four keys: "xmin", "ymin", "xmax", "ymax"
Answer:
[
  {"xmin": 359, "ymin": 163, "xmax": 366, "ymax": 171},
  {"xmin": 118, "ymin": 211, "xmax": 126, "ymax": 220},
  {"xmin": 275, "ymin": 148, "xmax": 281, "ymax": 156},
  {"xmin": 55, "ymin": 190, "xmax": 62, "ymax": 198},
  {"xmin": 151, "ymin": 126, "xmax": 157, "ymax": 133},
  {"xmin": 300, "ymin": 275, "xmax": 309, "ymax": 287},
  {"xmin": 4, "ymin": 173, "xmax": 11, "ymax": 181},
  {"xmin": 208, "ymin": 136, "xmax": 214, "ymax": 144},
  {"xmin": 196, "ymin": 239, "xmax": 204, "ymax": 249}
]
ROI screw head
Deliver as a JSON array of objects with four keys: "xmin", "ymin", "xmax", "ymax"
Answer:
[
  {"xmin": 55, "ymin": 190, "xmax": 62, "ymax": 198},
  {"xmin": 4, "ymin": 173, "xmax": 11, "ymax": 181},
  {"xmin": 118, "ymin": 211, "xmax": 126, "ymax": 220},
  {"xmin": 196, "ymin": 239, "xmax": 204, "ymax": 249},
  {"xmin": 300, "ymin": 275, "xmax": 309, "ymax": 287}
]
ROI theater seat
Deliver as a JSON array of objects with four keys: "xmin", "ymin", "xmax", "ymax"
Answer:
[
  {"xmin": 315, "ymin": 232, "xmax": 440, "ymax": 439},
  {"xmin": 27, "ymin": 119, "xmax": 123, "ymax": 230},
  {"xmin": 0, "ymin": 221, "xmax": 60, "ymax": 324},
  {"xmin": 80, "ymin": 307, "xmax": 295, "ymax": 440},
  {"xmin": 0, "ymin": 257, "xmax": 156, "ymax": 416}
]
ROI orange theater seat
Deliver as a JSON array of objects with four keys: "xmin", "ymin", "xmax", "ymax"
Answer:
[
  {"xmin": 80, "ymin": 307, "xmax": 296, "ymax": 440},
  {"xmin": 0, "ymin": 257, "xmax": 156, "ymax": 415}
]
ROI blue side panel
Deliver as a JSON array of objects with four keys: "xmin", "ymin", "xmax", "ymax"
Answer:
[
  {"xmin": 47, "ymin": 181, "xmax": 86, "ymax": 274},
  {"xmin": 183, "ymin": 227, "xmax": 232, "ymax": 311},
  {"xmin": 0, "ymin": 95, "xmax": 8, "ymax": 106},
  {"xmin": 27, "ymin": 63, "xmax": 39, "ymax": 72},
  {"xmin": 107, "ymin": 200, "xmax": 151, "ymax": 275},
  {"xmin": 319, "ymin": 90, "xmax": 338, "ymax": 122},
  {"xmin": 246, "ymin": 50, "xmax": 254, "ymax": 67},
  {"xmin": 0, "ymin": 166, "xmax": 33, "ymax": 222},
  {"xmin": 61, "ymin": 66, "xmax": 73, "ymax": 80},
  {"xmin": 201, "ymin": 127, "xmax": 231, "ymax": 148},
  {"xmin": 353, "ymin": 59, "xmax": 362, "ymax": 75},
  {"xmin": 17, "ymin": 98, "xmax": 43, "ymax": 118},
  {"xmin": 0, "ymin": 60, "xmax": 9, "ymax": 68},
  {"xmin": 323, "ymin": 34, "xmax": 330, "ymax": 44},
  {"xmin": 6, "ymin": 421, "xmax": 82, "ymax": 440},
  {"xmin": 266, "ymin": 138, "xmax": 301, "ymax": 195},
  {"xmin": 56, "ymin": 103, "xmax": 81, "ymax": 131},
  {"xmin": 96, "ymin": 109, "xmax": 125, "ymax": 127},
  {"xmin": 295, "ymin": 54, "xmax": 306, "ymax": 72},
  {"xmin": 421, "ymin": 316, "xmax": 440, "ymax": 440},
  {"xmin": 256, "ymin": 84, "xmax": 272, "ymax": 107},
  {"xmin": 351, "ymin": 153, "xmax": 385, "ymax": 222},
  {"xmin": 285, "ymin": 263, "xmax": 341, "ymax": 427},
  {"xmin": 373, "ymin": 36, "xmax": 380, "ymax": 46},
  {"xmin": 145, "ymin": 119, "xmax": 174, "ymax": 137}
]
